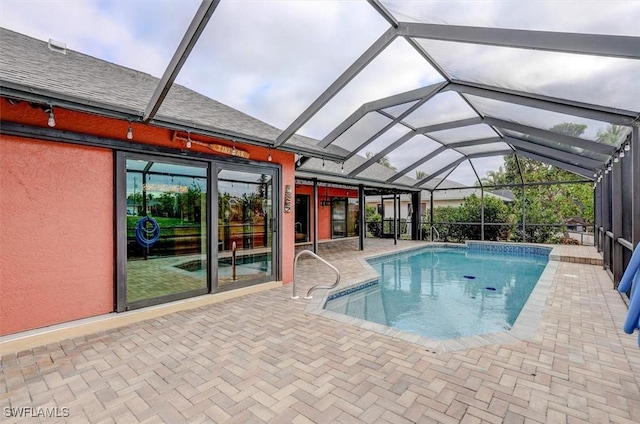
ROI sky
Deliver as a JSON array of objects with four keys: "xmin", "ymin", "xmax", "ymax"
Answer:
[{"xmin": 1, "ymin": 0, "xmax": 638, "ymax": 186}]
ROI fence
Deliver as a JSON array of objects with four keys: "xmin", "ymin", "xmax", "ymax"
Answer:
[{"xmin": 364, "ymin": 219, "xmax": 595, "ymax": 245}]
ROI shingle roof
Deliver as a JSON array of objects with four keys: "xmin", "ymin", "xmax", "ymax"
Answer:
[{"xmin": 0, "ymin": 27, "xmax": 344, "ymax": 158}]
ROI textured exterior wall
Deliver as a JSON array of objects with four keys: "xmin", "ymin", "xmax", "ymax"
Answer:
[
  {"xmin": 1, "ymin": 99, "xmax": 296, "ymax": 334},
  {"xmin": 280, "ymin": 159, "xmax": 296, "ymax": 285},
  {"xmin": 294, "ymin": 185, "xmax": 358, "ymax": 241},
  {"xmin": 0, "ymin": 136, "xmax": 114, "ymax": 335}
]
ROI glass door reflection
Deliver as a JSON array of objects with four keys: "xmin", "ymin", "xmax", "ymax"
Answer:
[
  {"xmin": 125, "ymin": 158, "xmax": 208, "ymax": 306},
  {"xmin": 217, "ymin": 169, "xmax": 273, "ymax": 288}
]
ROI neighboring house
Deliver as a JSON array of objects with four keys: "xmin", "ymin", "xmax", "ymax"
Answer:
[
  {"xmin": 366, "ymin": 180, "xmax": 513, "ymax": 222},
  {"xmin": 564, "ymin": 217, "xmax": 589, "ymax": 232}
]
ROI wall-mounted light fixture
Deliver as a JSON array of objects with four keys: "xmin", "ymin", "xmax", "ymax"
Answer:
[
  {"xmin": 126, "ymin": 121, "xmax": 133, "ymax": 140},
  {"xmin": 45, "ymin": 105, "xmax": 56, "ymax": 127},
  {"xmin": 320, "ymin": 185, "xmax": 331, "ymax": 207},
  {"xmin": 268, "ymin": 146, "xmax": 272, "ymax": 162},
  {"xmin": 186, "ymin": 132, "xmax": 192, "ymax": 149}
]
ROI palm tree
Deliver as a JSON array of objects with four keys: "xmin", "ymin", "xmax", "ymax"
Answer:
[
  {"xmin": 365, "ymin": 152, "xmax": 397, "ymax": 171},
  {"xmin": 481, "ymin": 168, "xmax": 506, "ymax": 186},
  {"xmin": 550, "ymin": 122, "xmax": 587, "ymax": 137},
  {"xmin": 597, "ymin": 124, "xmax": 629, "ymax": 145}
]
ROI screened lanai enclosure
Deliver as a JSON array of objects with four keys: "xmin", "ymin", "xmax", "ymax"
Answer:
[
  {"xmin": 270, "ymin": 0, "xmax": 639, "ymax": 288},
  {"xmin": 2, "ymin": 3, "xmax": 638, "ymax": 290}
]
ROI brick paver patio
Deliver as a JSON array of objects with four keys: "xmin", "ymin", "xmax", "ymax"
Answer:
[{"xmin": 2, "ymin": 240, "xmax": 640, "ymax": 423}]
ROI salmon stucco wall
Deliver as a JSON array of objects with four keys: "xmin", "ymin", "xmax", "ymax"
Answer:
[
  {"xmin": 295, "ymin": 185, "xmax": 358, "ymax": 241},
  {"xmin": 281, "ymin": 159, "xmax": 296, "ymax": 285},
  {"xmin": 0, "ymin": 136, "xmax": 114, "ymax": 336},
  {"xmin": 1, "ymin": 99, "xmax": 296, "ymax": 314}
]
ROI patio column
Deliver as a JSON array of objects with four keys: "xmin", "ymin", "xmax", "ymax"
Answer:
[
  {"xmin": 515, "ymin": 155, "xmax": 526, "ymax": 242},
  {"xmin": 411, "ymin": 191, "xmax": 421, "ymax": 240},
  {"xmin": 393, "ymin": 192, "xmax": 398, "ymax": 245},
  {"xmin": 358, "ymin": 184, "xmax": 365, "ymax": 251},
  {"xmin": 430, "ymin": 191, "xmax": 434, "ymax": 241},
  {"xmin": 313, "ymin": 178, "xmax": 319, "ymax": 254},
  {"xmin": 380, "ymin": 194, "xmax": 384, "ymax": 235},
  {"xmin": 602, "ymin": 166, "xmax": 613, "ymax": 274},
  {"xmin": 594, "ymin": 180, "xmax": 601, "ymax": 252},
  {"xmin": 480, "ymin": 184, "xmax": 485, "ymax": 241},
  {"xmin": 612, "ymin": 152, "xmax": 623, "ymax": 287}
]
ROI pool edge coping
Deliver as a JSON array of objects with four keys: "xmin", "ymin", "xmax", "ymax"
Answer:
[{"xmin": 304, "ymin": 242, "xmax": 562, "ymax": 353}]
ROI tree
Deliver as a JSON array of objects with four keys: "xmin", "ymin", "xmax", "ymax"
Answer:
[
  {"xmin": 181, "ymin": 181, "xmax": 202, "ymax": 222},
  {"xmin": 597, "ymin": 124, "xmax": 628, "ymax": 145},
  {"xmin": 480, "ymin": 167, "xmax": 506, "ymax": 186},
  {"xmin": 365, "ymin": 152, "xmax": 397, "ymax": 171},
  {"xmin": 365, "ymin": 204, "xmax": 382, "ymax": 237},
  {"xmin": 550, "ymin": 122, "xmax": 587, "ymax": 137},
  {"xmin": 429, "ymin": 194, "xmax": 510, "ymax": 242},
  {"xmin": 501, "ymin": 155, "xmax": 592, "ymax": 243},
  {"xmin": 416, "ymin": 170, "xmax": 427, "ymax": 180},
  {"xmin": 157, "ymin": 192, "xmax": 176, "ymax": 217}
]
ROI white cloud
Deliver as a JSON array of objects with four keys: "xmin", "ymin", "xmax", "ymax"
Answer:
[
  {"xmin": 2, "ymin": 0, "xmax": 637, "ymax": 185},
  {"xmin": 383, "ymin": 0, "xmax": 640, "ymax": 36},
  {"xmin": 0, "ymin": 0, "xmax": 199, "ymax": 77}
]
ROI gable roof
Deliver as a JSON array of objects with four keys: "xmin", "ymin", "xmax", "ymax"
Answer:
[{"xmin": 0, "ymin": 27, "xmax": 345, "ymax": 160}]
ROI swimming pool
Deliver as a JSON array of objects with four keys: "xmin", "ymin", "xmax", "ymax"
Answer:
[{"xmin": 324, "ymin": 244, "xmax": 550, "ymax": 341}]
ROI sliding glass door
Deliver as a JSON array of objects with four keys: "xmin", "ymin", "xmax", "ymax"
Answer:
[
  {"xmin": 216, "ymin": 166, "xmax": 277, "ymax": 290},
  {"xmin": 120, "ymin": 156, "xmax": 209, "ymax": 309},
  {"xmin": 117, "ymin": 154, "xmax": 279, "ymax": 311}
]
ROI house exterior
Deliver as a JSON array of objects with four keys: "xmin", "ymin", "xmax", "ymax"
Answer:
[
  {"xmin": 0, "ymin": 26, "xmax": 428, "ymax": 336},
  {"xmin": 0, "ymin": 28, "xmax": 346, "ymax": 336}
]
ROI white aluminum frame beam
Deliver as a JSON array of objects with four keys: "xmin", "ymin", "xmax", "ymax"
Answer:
[
  {"xmin": 398, "ymin": 22, "xmax": 640, "ymax": 60},
  {"xmin": 319, "ymin": 82, "xmax": 447, "ymax": 148},
  {"xmin": 386, "ymin": 136, "xmax": 503, "ymax": 183},
  {"xmin": 504, "ymin": 136, "xmax": 602, "ymax": 169},
  {"xmin": 515, "ymin": 149, "xmax": 595, "ymax": 180},
  {"xmin": 349, "ymin": 117, "xmax": 483, "ymax": 177},
  {"xmin": 276, "ymin": 27, "xmax": 398, "ymax": 146},
  {"xmin": 367, "ymin": 0, "xmax": 451, "ymax": 79},
  {"xmin": 143, "ymin": 0, "xmax": 220, "ymax": 122},
  {"xmin": 485, "ymin": 117, "xmax": 616, "ymax": 156},
  {"xmin": 342, "ymin": 102, "xmax": 428, "ymax": 160},
  {"xmin": 413, "ymin": 150, "xmax": 513, "ymax": 187},
  {"xmin": 448, "ymin": 81, "xmax": 637, "ymax": 126},
  {"xmin": 367, "ymin": 0, "xmax": 398, "ymax": 28}
]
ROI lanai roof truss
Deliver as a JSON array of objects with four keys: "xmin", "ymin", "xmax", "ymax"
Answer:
[{"xmin": 274, "ymin": 0, "xmax": 640, "ymax": 187}]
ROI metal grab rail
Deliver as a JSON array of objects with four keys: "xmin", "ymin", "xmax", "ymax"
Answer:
[
  {"xmin": 430, "ymin": 226, "xmax": 440, "ymax": 241},
  {"xmin": 291, "ymin": 249, "xmax": 341, "ymax": 300}
]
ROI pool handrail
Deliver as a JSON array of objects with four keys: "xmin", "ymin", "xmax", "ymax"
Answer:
[
  {"xmin": 292, "ymin": 249, "xmax": 341, "ymax": 300},
  {"xmin": 431, "ymin": 226, "xmax": 440, "ymax": 241}
]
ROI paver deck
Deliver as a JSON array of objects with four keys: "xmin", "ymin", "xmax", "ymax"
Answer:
[{"xmin": 2, "ymin": 239, "xmax": 640, "ymax": 423}]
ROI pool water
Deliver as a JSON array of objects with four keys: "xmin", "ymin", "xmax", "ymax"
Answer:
[{"xmin": 324, "ymin": 247, "xmax": 548, "ymax": 340}]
